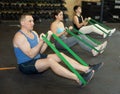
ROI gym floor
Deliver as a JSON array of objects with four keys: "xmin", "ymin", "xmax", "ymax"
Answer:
[{"xmin": 0, "ymin": 20, "xmax": 120, "ymax": 94}]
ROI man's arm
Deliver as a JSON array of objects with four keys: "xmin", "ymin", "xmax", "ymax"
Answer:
[
  {"xmin": 40, "ymin": 31, "xmax": 53, "ymax": 53},
  {"xmin": 13, "ymin": 32, "xmax": 44, "ymax": 58}
]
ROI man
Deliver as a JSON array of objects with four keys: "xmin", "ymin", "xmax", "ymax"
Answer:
[{"xmin": 13, "ymin": 13, "xmax": 103, "ymax": 86}]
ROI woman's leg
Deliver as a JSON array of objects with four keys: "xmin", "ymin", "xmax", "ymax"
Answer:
[
  {"xmin": 93, "ymin": 24, "xmax": 116, "ymax": 37},
  {"xmin": 92, "ymin": 24, "xmax": 110, "ymax": 38},
  {"xmin": 79, "ymin": 24, "xmax": 115, "ymax": 38},
  {"xmin": 79, "ymin": 25, "xmax": 93, "ymax": 34},
  {"xmin": 94, "ymin": 24, "xmax": 109, "ymax": 33},
  {"xmin": 80, "ymin": 24, "xmax": 108, "ymax": 35},
  {"xmin": 55, "ymin": 36, "xmax": 78, "ymax": 50},
  {"xmin": 77, "ymin": 34, "xmax": 98, "ymax": 52},
  {"xmin": 77, "ymin": 34, "xmax": 106, "ymax": 56}
]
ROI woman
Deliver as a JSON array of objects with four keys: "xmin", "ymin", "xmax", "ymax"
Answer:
[
  {"xmin": 50, "ymin": 10, "xmax": 107, "ymax": 56},
  {"xmin": 73, "ymin": 5, "xmax": 116, "ymax": 38}
]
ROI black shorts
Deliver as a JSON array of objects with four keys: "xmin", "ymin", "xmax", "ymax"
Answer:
[{"xmin": 18, "ymin": 54, "xmax": 47, "ymax": 74}]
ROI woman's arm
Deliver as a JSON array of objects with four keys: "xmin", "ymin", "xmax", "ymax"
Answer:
[
  {"xmin": 73, "ymin": 15, "xmax": 84, "ymax": 29},
  {"xmin": 50, "ymin": 22, "xmax": 66, "ymax": 37}
]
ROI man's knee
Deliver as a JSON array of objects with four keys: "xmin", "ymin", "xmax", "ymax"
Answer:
[{"xmin": 47, "ymin": 57, "xmax": 56, "ymax": 64}]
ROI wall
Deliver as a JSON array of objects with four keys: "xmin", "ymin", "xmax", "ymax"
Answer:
[
  {"xmin": 64, "ymin": 0, "xmax": 100, "ymax": 20},
  {"xmin": 64, "ymin": 0, "xmax": 81, "ymax": 21}
]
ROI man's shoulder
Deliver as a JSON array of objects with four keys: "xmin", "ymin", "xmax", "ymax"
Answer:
[
  {"xmin": 32, "ymin": 30, "xmax": 37, "ymax": 34},
  {"xmin": 32, "ymin": 30, "xmax": 39, "ymax": 37},
  {"xmin": 13, "ymin": 31, "xmax": 25, "ymax": 47},
  {"xmin": 15, "ymin": 31, "xmax": 23, "ymax": 37},
  {"xmin": 14, "ymin": 31, "xmax": 25, "ymax": 42}
]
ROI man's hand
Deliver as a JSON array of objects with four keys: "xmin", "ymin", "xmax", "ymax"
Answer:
[{"xmin": 40, "ymin": 33, "xmax": 46, "ymax": 40}]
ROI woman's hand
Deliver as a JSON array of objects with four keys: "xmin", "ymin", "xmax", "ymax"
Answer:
[
  {"xmin": 87, "ymin": 17, "xmax": 91, "ymax": 21},
  {"xmin": 83, "ymin": 18, "xmax": 89, "ymax": 26},
  {"xmin": 69, "ymin": 26, "xmax": 73, "ymax": 30},
  {"xmin": 48, "ymin": 30, "xmax": 53, "ymax": 36}
]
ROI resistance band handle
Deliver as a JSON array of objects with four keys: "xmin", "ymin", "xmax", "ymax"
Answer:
[
  {"xmin": 66, "ymin": 29, "xmax": 100, "ymax": 53},
  {"xmin": 42, "ymin": 35, "xmax": 87, "ymax": 85}
]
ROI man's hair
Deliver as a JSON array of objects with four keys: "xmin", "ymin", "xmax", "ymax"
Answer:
[
  {"xmin": 73, "ymin": 5, "xmax": 81, "ymax": 12},
  {"xmin": 19, "ymin": 13, "xmax": 32, "ymax": 22}
]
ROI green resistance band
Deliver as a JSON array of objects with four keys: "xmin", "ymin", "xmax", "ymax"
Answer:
[
  {"xmin": 72, "ymin": 28, "xmax": 101, "ymax": 45},
  {"xmin": 42, "ymin": 35, "xmax": 87, "ymax": 85},
  {"xmin": 88, "ymin": 20, "xmax": 109, "ymax": 35},
  {"xmin": 52, "ymin": 34, "xmax": 88, "ymax": 66},
  {"xmin": 90, "ymin": 18, "xmax": 111, "ymax": 30},
  {"xmin": 66, "ymin": 29, "xmax": 100, "ymax": 53}
]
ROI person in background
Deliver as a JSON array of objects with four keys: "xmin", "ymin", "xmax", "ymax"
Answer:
[{"xmin": 73, "ymin": 5, "xmax": 116, "ymax": 38}]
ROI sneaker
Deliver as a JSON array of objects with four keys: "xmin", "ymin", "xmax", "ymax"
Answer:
[
  {"xmin": 103, "ymin": 32, "xmax": 108, "ymax": 38},
  {"xmin": 100, "ymin": 49, "xmax": 104, "ymax": 54},
  {"xmin": 89, "ymin": 62, "xmax": 104, "ymax": 72},
  {"xmin": 82, "ymin": 70, "xmax": 94, "ymax": 83},
  {"xmin": 99, "ymin": 41, "xmax": 108, "ymax": 54},
  {"xmin": 103, "ymin": 30, "xmax": 111, "ymax": 38},
  {"xmin": 91, "ymin": 45, "xmax": 102, "ymax": 56},
  {"xmin": 108, "ymin": 28, "xmax": 116, "ymax": 36}
]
